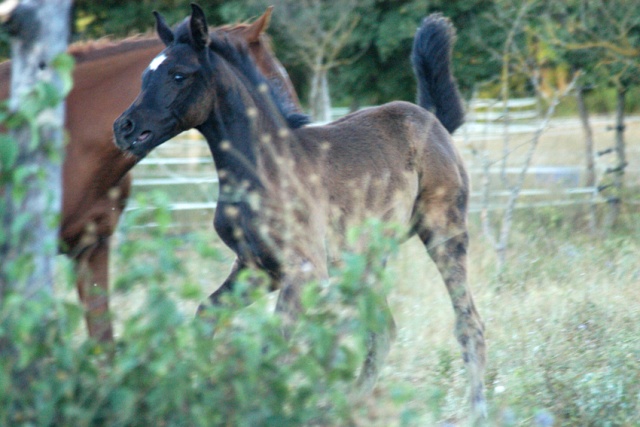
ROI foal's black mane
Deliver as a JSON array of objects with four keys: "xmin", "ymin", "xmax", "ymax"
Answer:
[{"xmin": 174, "ymin": 18, "xmax": 310, "ymax": 129}]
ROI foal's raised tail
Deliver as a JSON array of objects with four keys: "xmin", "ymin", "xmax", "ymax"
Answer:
[{"xmin": 411, "ymin": 14, "xmax": 464, "ymax": 134}]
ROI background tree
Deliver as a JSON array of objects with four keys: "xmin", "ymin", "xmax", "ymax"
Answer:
[
  {"xmin": 0, "ymin": 0, "xmax": 72, "ymax": 300},
  {"xmin": 539, "ymin": 0, "xmax": 640, "ymax": 229},
  {"xmin": 204, "ymin": 0, "xmax": 499, "ymax": 115},
  {"xmin": 71, "ymin": 0, "xmax": 225, "ymax": 39},
  {"xmin": 46, "ymin": 1, "xmax": 505, "ymax": 116},
  {"xmin": 334, "ymin": 0, "xmax": 498, "ymax": 109},
  {"xmin": 467, "ymin": 0, "xmax": 581, "ymax": 276},
  {"xmin": 221, "ymin": 0, "xmax": 375, "ymax": 122}
]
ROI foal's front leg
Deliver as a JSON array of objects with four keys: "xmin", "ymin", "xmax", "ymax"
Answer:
[{"xmin": 197, "ymin": 258, "xmax": 277, "ymax": 323}]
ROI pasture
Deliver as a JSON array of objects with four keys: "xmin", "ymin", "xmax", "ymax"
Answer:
[{"xmin": 53, "ymin": 114, "xmax": 639, "ymax": 426}]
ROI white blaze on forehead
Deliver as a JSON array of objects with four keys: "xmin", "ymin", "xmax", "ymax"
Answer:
[{"xmin": 148, "ymin": 53, "xmax": 167, "ymax": 71}]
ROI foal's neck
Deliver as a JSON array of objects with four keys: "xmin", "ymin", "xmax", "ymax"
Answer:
[{"xmin": 197, "ymin": 58, "xmax": 290, "ymax": 202}]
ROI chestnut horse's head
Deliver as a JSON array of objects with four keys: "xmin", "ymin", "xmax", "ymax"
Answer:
[{"xmin": 113, "ymin": 4, "xmax": 217, "ymax": 158}]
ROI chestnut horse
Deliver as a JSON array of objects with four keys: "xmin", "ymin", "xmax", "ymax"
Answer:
[
  {"xmin": 0, "ymin": 8, "xmax": 302, "ymax": 342},
  {"xmin": 114, "ymin": 5, "xmax": 485, "ymax": 421}
]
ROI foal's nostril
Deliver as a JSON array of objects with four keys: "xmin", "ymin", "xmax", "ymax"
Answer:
[{"xmin": 120, "ymin": 118, "xmax": 134, "ymax": 135}]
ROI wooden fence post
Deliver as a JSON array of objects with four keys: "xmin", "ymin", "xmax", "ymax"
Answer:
[{"xmin": 602, "ymin": 85, "xmax": 627, "ymax": 229}]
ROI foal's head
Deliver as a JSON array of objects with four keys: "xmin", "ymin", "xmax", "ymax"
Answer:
[
  {"xmin": 113, "ymin": 4, "xmax": 218, "ymax": 157},
  {"xmin": 113, "ymin": 4, "xmax": 304, "ymax": 158}
]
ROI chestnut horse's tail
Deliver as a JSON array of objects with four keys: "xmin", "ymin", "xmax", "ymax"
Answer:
[{"xmin": 411, "ymin": 13, "xmax": 464, "ymax": 134}]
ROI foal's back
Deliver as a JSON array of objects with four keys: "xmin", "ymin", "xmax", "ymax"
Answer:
[{"xmin": 294, "ymin": 100, "xmax": 466, "ymax": 231}]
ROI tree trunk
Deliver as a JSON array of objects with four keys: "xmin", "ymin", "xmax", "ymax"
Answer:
[
  {"xmin": 603, "ymin": 86, "xmax": 627, "ymax": 229},
  {"xmin": 0, "ymin": 0, "xmax": 71, "ymax": 302},
  {"xmin": 309, "ymin": 67, "xmax": 331, "ymax": 123},
  {"xmin": 575, "ymin": 86, "xmax": 597, "ymax": 233}
]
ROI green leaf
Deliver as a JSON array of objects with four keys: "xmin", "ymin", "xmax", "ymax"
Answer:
[
  {"xmin": 51, "ymin": 53, "xmax": 75, "ymax": 97},
  {"xmin": 0, "ymin": 134, "xmax": 18, "ymax": 169}
]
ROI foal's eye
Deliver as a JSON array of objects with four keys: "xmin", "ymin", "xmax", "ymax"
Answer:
[{"xmin": 173, "ymin": 73, "xmax": 186, "ymax": 83}]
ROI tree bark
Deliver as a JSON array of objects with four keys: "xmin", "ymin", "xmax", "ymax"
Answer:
[
  {"xmin": 0, "ymin": 0, "xmax": 71, "ymax": 302},
  {"xmin": 309, "ymin": 67, "xmax": 331, "ymax": 123}
]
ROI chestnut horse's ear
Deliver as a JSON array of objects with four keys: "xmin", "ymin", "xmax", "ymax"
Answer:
[
  {"xmin": 244, "ymin": 6, "xmax": 274, "ymax": 43},
  {"xmin": 189, "ymin": 3, "xmax": 209, "ymax": 51},
  {"xmin": 153, "ymin": 11, "xmax": 174, "ymax": 46}
]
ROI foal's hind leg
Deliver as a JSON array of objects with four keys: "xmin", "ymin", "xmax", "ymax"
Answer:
[
  {"xmin": 354, "ymin": 297, "xmax": 396, "ymax": 399},
  {"xmin": 273, "ymin": 255, "xmax": 326, "ymax": 341},
  {"xmin": 416, "ymin": 200, "xmax": 486, "ymax": 421}
]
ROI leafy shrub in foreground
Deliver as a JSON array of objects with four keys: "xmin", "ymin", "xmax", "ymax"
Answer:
[{"xmin": 0, "ymin": 196, "xmax": 401, "ymax": 426}]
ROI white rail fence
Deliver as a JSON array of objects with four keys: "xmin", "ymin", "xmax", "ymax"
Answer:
[{"xmin": 125, "ymin": 101, "xmax": 617, "ymax": 228}]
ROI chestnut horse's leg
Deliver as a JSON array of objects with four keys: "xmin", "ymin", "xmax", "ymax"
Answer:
[
  {"xmin": 67, "ymin": 178, "xmax": 130, "ymax": 343},
  {"xmin": 76, "ymin": 239, "xmax": 113, "ymax": 342},
  {"xmin": 416, "ymin": 194, "xmax": 487, "ymax": 422}
]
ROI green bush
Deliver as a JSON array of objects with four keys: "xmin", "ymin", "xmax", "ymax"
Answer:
[{"xmin": 0, "ymin": 194, "xmax": 403, "ymax": 426}]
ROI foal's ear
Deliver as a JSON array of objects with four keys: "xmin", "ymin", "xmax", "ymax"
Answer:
[
  {"xmin": 189, "ymin": 3, "xmax": 209, "ymax": 51},
  {"xmin": 153, "ymin": 11, "xmax": 174, "ymax": 46}
]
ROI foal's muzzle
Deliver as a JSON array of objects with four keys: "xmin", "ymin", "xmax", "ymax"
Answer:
[{"xmin": 113, "ymin": 113, "xmax": 154, "ymax": 157}]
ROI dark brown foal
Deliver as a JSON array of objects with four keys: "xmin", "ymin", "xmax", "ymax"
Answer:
[{"xmin": 113, "ymin": 5, "xmax": 485, "ymax": 421}]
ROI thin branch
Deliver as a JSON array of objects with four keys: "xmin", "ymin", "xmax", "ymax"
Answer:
[
  {"xmin": 499, "ymin": 0, "xmax": 533, "ymax": 187},
  {"xmin": 495, "ymin": 73, "xmax": 580, "ymax": 270}
]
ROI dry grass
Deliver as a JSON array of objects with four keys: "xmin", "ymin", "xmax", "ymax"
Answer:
[{"xmin": 364, "ymin": 210, "xmax": 640, "ymax": 426}]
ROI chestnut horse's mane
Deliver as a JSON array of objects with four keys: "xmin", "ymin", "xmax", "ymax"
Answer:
[
  {"xmin": 0, "ymin": 35, "xmax": 161, "ymax": 83},
  {"xmin": 67, "ymin": 13, "xmax": 271, "ymax": 63},
  {"xmin": 67, "ymin": 35, "xmax": 161, "ymax": 64},
  {"xmin": 0, "ymin": 36, "xmax": 154, "ymax": 89}
]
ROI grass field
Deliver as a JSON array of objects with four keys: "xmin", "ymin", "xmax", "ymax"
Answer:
[{"xmin": 78, "ymin": 114, "xmax": 640, "ymax": 426}]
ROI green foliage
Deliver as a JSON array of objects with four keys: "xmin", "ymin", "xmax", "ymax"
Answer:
[
  {"xmin": 0, "ymin": 193, "xmax": 406, "ymax": 426},
  {"xmin": 538, "ymin": 0, "xmax": 640, "ymax": 84},
  {"xmin": 71, "ymin": 0, "xmax": 226, "ymax": 40},
  {"xmin": 332, "ymin": 0, "xmax": 498, "ymax": 105},
  {"xmin": 68, "ymin": 0, "xmax": 501, "ymax": 107},
  {"xmin": 582, "ymin": 86, "xmax": 640, "ymax": 114}
]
